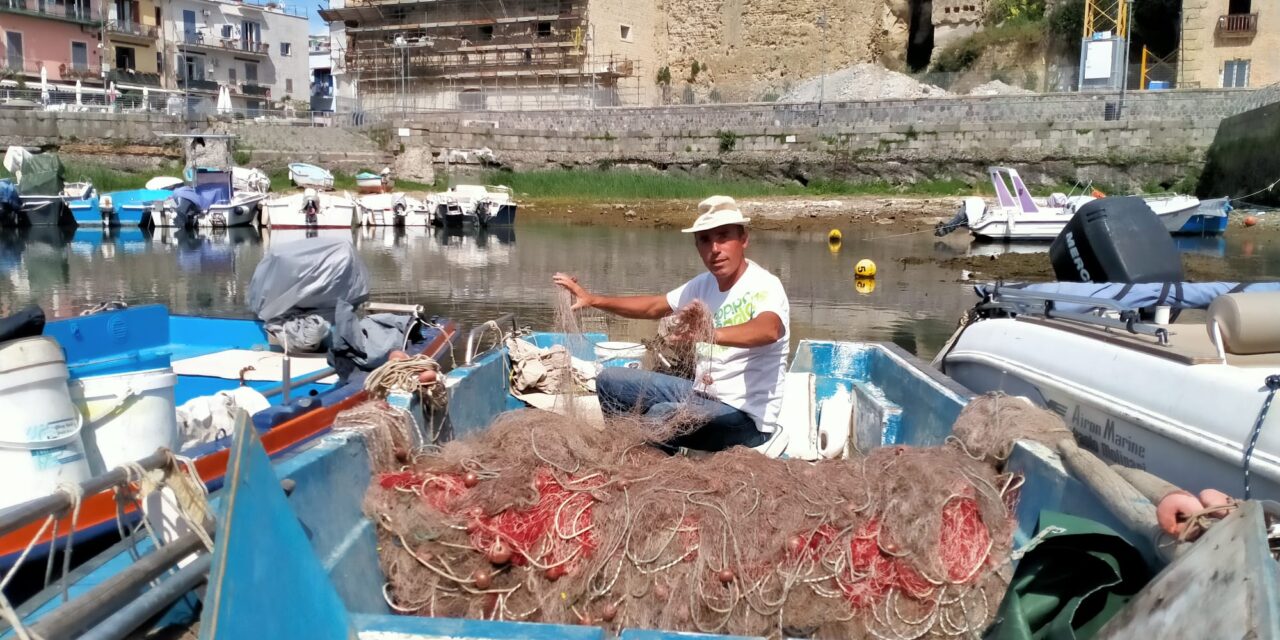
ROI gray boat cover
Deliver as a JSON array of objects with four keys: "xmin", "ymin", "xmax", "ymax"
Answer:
[
  {"xmin": 247, "ymin": 237, "xmax": 369, "ymax": 322},
  {"xmin": 17, "ymin": 153, "xmax": 64, "ymax": 196},
  {"xmin": 328, "ymin": 301, "xmax": 417, "ymax": 380},
  {"xmin": 978, "ymin": 282, "xmax": 1280, "ymax": 314}
]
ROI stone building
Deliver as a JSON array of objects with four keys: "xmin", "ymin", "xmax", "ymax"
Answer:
[
  {"xmin": 321, "ymin": 0, "xmax": 654, "ymax": 110},
  {"xmin": 164, "ymin": 0, "xmax": 309, "ymax": 112},
  {"xmin": 1181, "ymin": 0, "xmax": 1274, "ymax": 88}
]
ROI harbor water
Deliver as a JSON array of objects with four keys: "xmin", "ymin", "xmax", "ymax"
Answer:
[{"xmin": 0, "ymin": 223, "xmax": 1272, "ymax": 360}]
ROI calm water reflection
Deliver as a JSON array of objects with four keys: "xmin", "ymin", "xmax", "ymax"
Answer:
[{"xmin": 1, "ymin": 223, "xmax": 1276, "ymax": 360}]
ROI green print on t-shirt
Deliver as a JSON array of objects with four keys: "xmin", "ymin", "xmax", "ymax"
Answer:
[{"xmin": 698, "ymin": 291, "xmax": 768, "ymax": 358}]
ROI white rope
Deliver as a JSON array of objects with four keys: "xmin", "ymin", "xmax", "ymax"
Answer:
[
  {"xmin": 1009, "ymin": 525, "xmax": 1066, "ymax": 561},
  {"xmin": 0, "ymin": 482, "xmax": 85, "ymax": 640}
]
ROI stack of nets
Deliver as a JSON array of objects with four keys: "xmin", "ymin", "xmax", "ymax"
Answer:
[{"xmin": 355, "ymin": 394, "xmax": 1065, "ymax": 638}]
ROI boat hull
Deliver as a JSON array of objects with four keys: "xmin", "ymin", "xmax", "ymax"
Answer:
[
  {"xmin": 264, "ymin": 194, "xmax": 358, "ymax": 229},
  {"xmin": 12, "ymin": 199, "xmax": 77, "ymax": 227},
  {"xmin": 938, "ymin": 317, "xmax": 1280, "ymax": 501}
]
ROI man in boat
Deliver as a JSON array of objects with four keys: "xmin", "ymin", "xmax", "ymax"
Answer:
[{"xmin": 553, "ymin": 196, "xmax": 789, "ymax": 452}]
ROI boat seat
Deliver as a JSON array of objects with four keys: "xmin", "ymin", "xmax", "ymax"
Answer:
[{"xmin": 1208, "ymin": 292, "xmax": 1280, "ymax": 355}]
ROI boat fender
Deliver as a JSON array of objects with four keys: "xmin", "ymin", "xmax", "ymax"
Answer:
[
  {"xmin": 817, "ymin": 391, "xmax": 854, "ymax": 459},
  {"xmin": 1156, "ymin": 491, "xmax": 1204, "ymax": 536}
]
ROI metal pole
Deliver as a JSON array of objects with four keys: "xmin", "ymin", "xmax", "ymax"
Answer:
[
  {"xmin": 817, "ymin": 8, "xmax": 828, "ymax": 108},
  {"xmin": 77, "ymin": 554, "xmax": 212, "ymax": 640},
  {"xmin": 1117, "ymin": 0, "xmax": 1134, "ymax": 118}
]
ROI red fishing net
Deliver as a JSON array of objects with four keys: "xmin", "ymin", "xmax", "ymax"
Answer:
[{"xmin": 350, "ymin": 393, "xmax": 1061, "ymax": 638}]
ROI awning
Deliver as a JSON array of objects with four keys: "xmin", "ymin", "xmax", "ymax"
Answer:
[{"xmin": 318, "ymin": 5, "xmax": 387, "ymax": 22}]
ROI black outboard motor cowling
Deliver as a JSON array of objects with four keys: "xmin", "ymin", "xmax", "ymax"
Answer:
[{"xmin": 1050, "ymin": 196, "xmax": 1184, "ymax": 283}]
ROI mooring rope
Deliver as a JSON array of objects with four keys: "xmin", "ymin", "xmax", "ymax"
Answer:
[{"xmin": 1243, "ymin": 375, "xmax": 1280, "ymax": 500}]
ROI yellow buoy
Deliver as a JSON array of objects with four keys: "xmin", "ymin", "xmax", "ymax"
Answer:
[
  {"xmin": 854, "ymin": 277, "xmax": 876, "ymax": 295},
  {"xmin": 827, "ymin": 229, "xmax": 843, "ymax": 244},
  {"xmin": 854, "ymin": 258, "xmax": 877, "ymax": 278}
]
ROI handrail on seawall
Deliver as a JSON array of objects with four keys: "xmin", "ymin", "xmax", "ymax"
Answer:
[{"xmin": 465, "ymin": 314, "xmax": 516, "ymax": 366}]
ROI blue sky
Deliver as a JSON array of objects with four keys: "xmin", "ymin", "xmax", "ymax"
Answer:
[{"xmin": 306, "ymin": 4, "xmax": 328, "ymax": 35}]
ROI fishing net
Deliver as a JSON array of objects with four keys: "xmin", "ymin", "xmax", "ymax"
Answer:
[{"xmin": 352, "ymin": 391, "xmax": 1069, "ymax": 638}]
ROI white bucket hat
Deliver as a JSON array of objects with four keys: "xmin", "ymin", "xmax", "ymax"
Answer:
[{"xmin": 681, "ymin": 195, "xmax": 751, "ymax": 233}]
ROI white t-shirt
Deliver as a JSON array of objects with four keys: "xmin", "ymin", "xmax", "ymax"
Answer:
[{"xmin": 666, "ymin": 260, "xmax": 790, "ymax": 432}]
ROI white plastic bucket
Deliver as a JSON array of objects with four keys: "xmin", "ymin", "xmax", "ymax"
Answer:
[
  {"xmin": 0, "ymin": 337, "xmax": 92, "ymax": 509},
  {"xmin": 70, "ymin": 368, "xmax": 179, "ymax": 475}
]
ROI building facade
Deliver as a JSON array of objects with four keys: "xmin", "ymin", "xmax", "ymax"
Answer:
[
  {"xmin": 161, "ymin": 0, "xmax": 309, "ymax": 111},
  {"xmin": 1181, "ymin": 0, "xmax": 1274, "ymax": 88},
  {"xmin": 321, "ymin": 0, "xmax": 648, "ymax": 110},
  {"xmin": 308, "ymin": 31, "xmax": 332, "ymax": 110},
  {"xmin": 1, "ymin": 0, "xmax": 106, "ymax": 85},
  {"xmin": 105, "ymin": 0, "xmax": 163, "ymax": 85}
]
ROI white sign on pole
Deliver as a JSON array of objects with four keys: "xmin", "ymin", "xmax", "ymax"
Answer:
[{"xmin": 1083, "ymin": 40, "xmax": 1115, "ymax": 80}]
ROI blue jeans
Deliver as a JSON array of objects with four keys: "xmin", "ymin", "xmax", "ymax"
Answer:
[{"xmin": 595, "ymin": 367, "xmax": 768, "ymax": 452}]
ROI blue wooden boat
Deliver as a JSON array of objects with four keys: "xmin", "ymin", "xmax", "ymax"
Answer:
[
  {"xmin": 5, "ymin": 332, "xmax": 1278, "ymax": 639},
  {"xmin": 99, "ymin": 188, "xmax": 179, "ymax": 226},
  {"xmin": 0, "ymin": 304, "xmax": 458, "ymax": 570}
]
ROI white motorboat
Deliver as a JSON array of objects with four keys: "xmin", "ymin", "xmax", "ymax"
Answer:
[
  {"xmin": 427, "ymin": 184, "xmax": 517, "ymax": 227},
  {"xmin": 938, "ymin": 168, "xmax": 1226, "ymax": 241},
  {"xmin": 357, "ymin": 192, "xmax": 431, "ymax": 227},
  {"xmin": 935, "ymin": 282, "xmax": 1280, "ymax": 501},
  {"xmin": 262, "ymin": 189, "xmax": 358, "ymax": 228},
  {"xmin": 147, "ymin": 169, "xmax": 266, "ymax": 228}
]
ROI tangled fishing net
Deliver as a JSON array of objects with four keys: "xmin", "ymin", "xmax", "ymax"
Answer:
[{"xmin": 353, "ymin": 393, "xmax": 1066, "ymax": 638}]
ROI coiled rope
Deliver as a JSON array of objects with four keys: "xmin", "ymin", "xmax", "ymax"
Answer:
[{"xmin": 366, "ymin": 355, "xmax": 447, "ymax": 409}]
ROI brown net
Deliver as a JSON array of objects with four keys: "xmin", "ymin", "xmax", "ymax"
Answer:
[{"xmin": 350, "ymin": 391, "xmax": 1072, "ymax": 638}]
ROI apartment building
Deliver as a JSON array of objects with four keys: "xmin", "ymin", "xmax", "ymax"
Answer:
[
  {"xmin": 105, "ymin": 0, "xmax": 162, "ymax": 85},
  {"xmin": 1, "ymin": 0, "xmax": 106, "ymax": 85},
  {"xmin": 163, "ymin": 0, "xmax": 309, "ymax": 111},
  {"xmin": 320, "ymin": 0, "xmax": 653, "ymax": 110},
  {"xmin": 1181, "ymin": 0, "xmax": 1275, "ymax": 88}
]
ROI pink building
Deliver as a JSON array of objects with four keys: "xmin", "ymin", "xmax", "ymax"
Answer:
[{"xmin": 1, "ymin": 0, "xmax": 106, "ymax": 85}]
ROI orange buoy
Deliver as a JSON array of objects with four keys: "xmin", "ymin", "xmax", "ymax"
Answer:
[{"xmin": 1244, "ymin": 215, "xmax": 1259, "ymax": 227}]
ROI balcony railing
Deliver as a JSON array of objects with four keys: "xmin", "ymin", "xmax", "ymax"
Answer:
[
  {"xmin": 0, "ymin": 0, "xmax": 99, "ymax": 24},
  {"xmin": 241, "ymin": 83, "xmax": 270, "ymax": 97},
  {"xmin": 108, "ymin": 69, "xmax": 161, "ymax": 86},
  {"xmin": 108, "ymin": 20, "xmax": 158, "ymax": 39},
  {"xmin": 180, "ymin": 78, "xmax": 221, "ymax": 93},
  {"xmin": 1218, "ymin": 13, "xmax": 1258, "ymax": 36},
  {"xmin": 181, "ymin": 34, "xmax": 270, "ymax": 56}
]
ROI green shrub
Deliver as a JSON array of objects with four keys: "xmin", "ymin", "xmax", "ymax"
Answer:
[{"xmin": 717, "ymin": 130, "xmax": 738, "ymax": 153}]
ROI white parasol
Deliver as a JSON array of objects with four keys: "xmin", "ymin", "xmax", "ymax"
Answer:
[
  {"xmin": 39, "ymin": 66, "xmax": 49, "ymax": 104},
  {"xmin": 74, "ymin": 79, "xmax": 82, "ymax": 107},
  {"xmin": 142, "ymin": 86, "xmax": 150, "ymax": 111}
]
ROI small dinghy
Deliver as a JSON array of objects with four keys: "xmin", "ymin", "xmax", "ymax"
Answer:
[
  {"xmin": 262, "ymin": 189, "xmax": 358, "ymax": 228},
  {"xmin": 427, "ymin": 184, "xmax": 517, "ymax": 227},
  {"xmin": 355, "ymin": 168, "xmax": 393, "ymax": 194},
  {"xmin": 288, "ymin": 163, "xmax": 335, "ymax": 190}
]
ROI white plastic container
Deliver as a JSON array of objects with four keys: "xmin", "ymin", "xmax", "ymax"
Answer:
[
  {"xmin": 594, "ymin": 341, "xmax": 647, "ymax": 361},
  {"xmin": 0, "ymin": 337, "xmax": 93, "ymax": 509},
  {"xmin": 70, "ymin": 368, "xmax": 179, "ymax": 475}
]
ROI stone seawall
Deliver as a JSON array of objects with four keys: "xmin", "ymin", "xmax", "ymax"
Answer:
[
  {"xmin": 402, "ymin": 89, "xmax": 1266, "ymax": 188},
  {"xmin": 0, "ymin": 111, "xmax": 391, "ymax": 171}
]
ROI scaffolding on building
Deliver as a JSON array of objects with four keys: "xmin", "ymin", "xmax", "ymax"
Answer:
[{"xmin": 321, "ymin": 0, "xmax": 640, "ymax": 111}]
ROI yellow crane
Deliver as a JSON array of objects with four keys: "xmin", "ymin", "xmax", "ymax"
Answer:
[{"xmin": 1083, "ymin": 0, "xmax": 1128, "ymax": 38}]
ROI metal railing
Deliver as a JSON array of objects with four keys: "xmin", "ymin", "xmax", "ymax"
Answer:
[
  {"xmin": 180, "ymin": 34, "xmax": 269, "ymax": 55},
  {"xmin": 241, "ymin": 83, "xmax": 270, "ymax": 97},
  {"xmin": 180, "ymin": 78, "xmax": 221, "ymax": 93},
  {"xmin": 1218, "ymin": 13, "xmax": 1258, "ymax": 35},
  {"xmin": 108, "ymin": 19, "xmax": 159, "ymax": 39},
  {"xmin": 0, "ymin": 0, "xmax": 97, "ymax": 23}
]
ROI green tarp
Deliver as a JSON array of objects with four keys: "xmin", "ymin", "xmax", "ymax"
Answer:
[
  {"xmin": 989, "ymin": 511, "xmax": 1152, "ymax": 640},
  {"xmin": 17, "ymin": 153, "xmax": 65, "ymax": 196}
]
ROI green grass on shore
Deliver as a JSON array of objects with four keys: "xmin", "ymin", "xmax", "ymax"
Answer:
[{"xmin": 476, "ymin": 170, "xmax": 985, "ymax": 200}]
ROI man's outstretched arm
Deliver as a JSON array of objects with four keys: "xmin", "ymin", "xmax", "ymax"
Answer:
[{"xmin": 553, "ymin": 273, "xmax": 673, "ymax": 320}]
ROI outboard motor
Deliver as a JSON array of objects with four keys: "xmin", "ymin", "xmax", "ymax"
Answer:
[
  {"xmin": 1049, "ymin": 196, "xmax": 1184, "ymax": 283},
  {"xmin": 935, "ymin": 197, "xmax": 985, "ymax": 237},
  {"xmin": 302, "ymin": 188, "xmax": 319, "ymax": 226}
]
